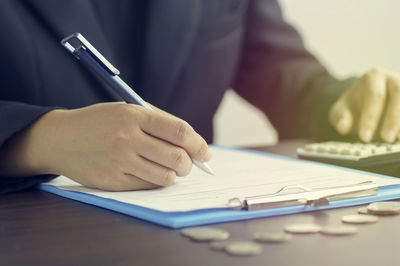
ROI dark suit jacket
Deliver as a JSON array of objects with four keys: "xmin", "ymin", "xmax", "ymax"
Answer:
[{"xmin": 0, "ymin": 0, "xmax": 353, "ymax": 193}]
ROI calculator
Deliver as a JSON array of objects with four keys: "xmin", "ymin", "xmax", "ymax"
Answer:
[{"xmin": 296, "ymin": 141, "xmax": 400, "ymax": 176}]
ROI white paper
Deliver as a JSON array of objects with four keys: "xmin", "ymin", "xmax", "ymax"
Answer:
[{"xmin": 44, "ymin": 146, "xmax": 400, "ymax": 212}]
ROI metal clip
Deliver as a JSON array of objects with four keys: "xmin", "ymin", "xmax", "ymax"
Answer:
[{"xmin": 61, "ymin": 32, "xmax": 120, "ymax": 75}]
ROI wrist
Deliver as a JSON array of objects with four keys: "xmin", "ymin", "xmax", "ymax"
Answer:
[
  {"xmin": 0, "ymin": 109, "xmax": 67, "ymax": 177},
  {"xmin": 28, "ymin": 109, "xmax": 68, "ymax": 175}
]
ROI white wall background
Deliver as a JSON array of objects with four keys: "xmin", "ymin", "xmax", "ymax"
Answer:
[{"xmin": 213, "ymin": 0, "xmax": 400, "ymax": 146}]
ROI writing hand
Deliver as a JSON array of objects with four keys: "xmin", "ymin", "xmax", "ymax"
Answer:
[{"xmin": 0, "ymin": 102, "xmax": 211, "ymax": 191}]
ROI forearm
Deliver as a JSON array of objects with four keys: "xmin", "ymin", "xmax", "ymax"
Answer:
[
  {"xmin": 234, "ymin": 0, "xmax": 355, "ymax": 140},
  {"xmin": 287, "ymin": 72, "xmax": 356, "ymax": 141}
]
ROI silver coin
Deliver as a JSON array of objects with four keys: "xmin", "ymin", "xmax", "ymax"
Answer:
[
  {"xmin": 253, "ymin": 232, "xmax": 292, "ymax": 243},
  {"xmin": 225, "ymin": 241, "xmax": 262, "ymax": 256},
  {"xmin": 181, "ymin": 227, "xmax": 230, "ymax": 242},
  {"xmin": 284, "ymin": 223, "xmax": 321, "ymax": 234},
  {"xmin": 320, "ymin": 225, "xmax": 358, "ymax": 236},
  {"xmin": 367, "ymin": 201, "xmax": 400, "ymax": 215},
  {"xmin": 358, "ymin": 207, "xmax": 370, "ymax": 215},
  {"xmin": 342, "ymin": 214, "xmax": 378, "ymax": 224},
  {"xmin": 209, "ymin": 241, "xmax": 229, "ymax": 251}
]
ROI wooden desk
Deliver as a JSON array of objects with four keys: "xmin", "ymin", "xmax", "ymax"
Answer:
[{"xmin": 2, "ymin": 140, "xmax": 400, "ymax": 266}]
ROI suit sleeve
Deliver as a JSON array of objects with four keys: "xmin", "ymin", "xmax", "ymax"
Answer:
[
  {"xmin": 0, "ymin": 101, "xmax": 59, "ymax": 194},
  {"xmin": 0, "ymin": 3, "xmax": 61, "ymax": 194},
  {"xmin": 233, "ymin": 0, "xmax": 356, "ymax": 140}
]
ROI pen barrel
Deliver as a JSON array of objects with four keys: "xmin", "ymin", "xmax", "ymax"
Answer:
[{"xmin": 76, "ymin": 50, "xmax": 151, "ymax": 109}]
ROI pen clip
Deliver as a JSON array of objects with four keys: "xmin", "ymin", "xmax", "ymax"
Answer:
[{"xmin": 61, "ymin": 32, "xmax": 120, "ymax": 76}]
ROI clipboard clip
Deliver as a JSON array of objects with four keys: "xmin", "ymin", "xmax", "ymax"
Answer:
[{"xmin": 227, "ymin": 181, "xmax": 378, "ymax": 211}]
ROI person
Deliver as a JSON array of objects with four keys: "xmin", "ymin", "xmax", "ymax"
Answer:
[{"xmin": 1, "ymin": 0, "xmax": 399, "ymax": 194}]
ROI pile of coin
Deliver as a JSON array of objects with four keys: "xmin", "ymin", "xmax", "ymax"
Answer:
[
  {"xmin": 341, "ymin": 214, "xmax": 378, "ymax": 224},
  {"xmin": 365, "ymin": 201, "xmax": 400, "ymax": 215},
  {"xmin": 180, "ymin": 200, "xmax": 400, "ymax": 257},
  {"xmin": 181, "ymin": 227, "xmax": 263, "ymax": 256},
  {"xmin": 181, "ymin": 227, "xmax": 230, "ymax": 242},
  {"xmin": 253, "ymin": 232, "xmax": 292, "ymax": 243},
  {"xmin": 284, "ymin": 223, "xmax": 321, "ymax": 234}
]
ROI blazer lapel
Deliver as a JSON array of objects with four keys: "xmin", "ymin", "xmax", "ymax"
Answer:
[
  {"xmin": 22, "ymin": 0, "xmax": 121, "ymax": 101},
  {"xmin": 23, "ymin": 0, "xmax": 114, "ymax": 55},
  {"xmin": 22, "ymin": 0, "xmax": 201, "ymax": 107},
  {"xmin": 140, "ymin": 0, "xmax": 201, "ymax": 109}
]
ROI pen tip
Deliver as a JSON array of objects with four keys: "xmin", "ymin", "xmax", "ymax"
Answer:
[
  {"xmin": 203, "ymin": 162, "xmax": 215, "ymax": 175},
  {"xmin": 193, "ymin": 160, "xmax": 215, "ymax": 175}
]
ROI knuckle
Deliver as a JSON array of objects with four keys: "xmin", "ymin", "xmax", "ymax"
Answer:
[
  {"xmin": 174, "ymin": 120, "xmax": 191, "ymax": 142},
  {"xmin": 179, "ymin": 161, "xmax": 192, "ymax": 177},
  {"xmin": 113, "ymin": 105, "xmax": 138, "ymax": 126},
  {"xmin": 369, "ymin": 86, "xmax": 386, "ymax": 99},
  {"xmin": 138, "ymin": 108, "xmax": 153, "ymax": 125},
  {"xmin": 110, "ymin": 129, "xmax": 131, "ymax": 149},
  {"xmin": 161, "ymin": 169, "xmax": 176, "ymax": 186},
  {"xmin": 368, "ymin": 68, "xmax": 384, "ymax": 77},
  {"xmin": 388, "ymin": 82, "xmax": 400, "ymax": 95},
  {"xmin": 194, "ymin": 141, "xmax": 208, "ymax": 159},
  {"xmin": 361, "ymin": 68, "xmax": 384, "ymax": 85},
  {"xmin": 114, "ymin": 104, "xmax": 133, "ymax": 117},
  {"xmin": 170, "ymin": 149, "xmax": 186, "ymax": 168}
]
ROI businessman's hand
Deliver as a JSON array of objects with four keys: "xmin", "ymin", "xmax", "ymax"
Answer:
[
  {"xmin": 0, "ymin": 102, "xmax": 211, "ymax": 191},
  {"xmin": 329, "ymin": 68, "xmax": 400, "ymax": 143}
]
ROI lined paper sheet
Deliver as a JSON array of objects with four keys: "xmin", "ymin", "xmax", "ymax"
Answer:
[{"xmin": 44, "ymin": 147, "xmax": 400, "ymax": 212}]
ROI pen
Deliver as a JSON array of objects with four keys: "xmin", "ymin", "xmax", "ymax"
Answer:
[{"xmin": 61, "ymin": 33, "xmax": 214, "ymax": 175}]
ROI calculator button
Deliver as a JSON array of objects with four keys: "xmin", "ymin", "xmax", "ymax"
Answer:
[
  {"xmin": 304, "ymin": 144, "xmax": 319, "ymax": 152},
  {"xmin": 353, "ymin": 149, "xmax": 371, "ymax": 157},
  {"xmin": 328, "ymin": 146, "xmax": 339, "ymax": 154},
  {"xmin": 387, "ymin": 143, "xmax": 400, "ymax": 152},
  {"xmin": 339, "ymin": 148, "xmax": 352, "ymax": 155},
  {"xmin": 372, "ymin": 146, "xmax": 387, "ymax": 154},
  {"xmin": 316, "ymin": 145, "xmax": 327, "ymax": 153}
]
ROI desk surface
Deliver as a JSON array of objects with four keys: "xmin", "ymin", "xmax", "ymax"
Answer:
[{"xmin": 2, "ymin": 139, "xmax": 400, "ymax": 266}]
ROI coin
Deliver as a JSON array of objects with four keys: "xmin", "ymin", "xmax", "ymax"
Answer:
[
  {"xmin": 320, "ymin": 225, "xmax": 358, "ymax": 236},
  {"xmin": 209, "ymin": 241, "xmax": 229, "ymax": 251},
  {"xmin": 253, "ymin": 232, "xmax": 292, "ymax": 243},
  {"xmin": 181, "ymin": 227, "xmax": 230, "ymax": 242},
  {"xmin": 342, "ymin": 214, "xmax": 378, "ymax": 224},
  {"xmin": 358, "ymin": 207, "xmax": 370, "ymax": 215},
  {"xmin": 225, "ymin": 241, "xmax": 262, "ymax": 256},
  {"xmin": 284, "ymin": 223, "xmax": 321, "ymax": 234},
  {"xmin": 367, "ymin": 201, "xmax": 400, "ymax": 215}
]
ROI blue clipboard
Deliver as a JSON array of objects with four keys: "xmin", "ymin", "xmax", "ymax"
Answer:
[{"xmin": 38, "ymin": 147, "xmax": 400, "ymax": 228}]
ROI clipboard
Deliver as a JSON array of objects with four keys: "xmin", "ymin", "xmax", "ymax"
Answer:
[{"xmin": 38, "ymin": 146, "xmax": 400, "ymax": 228}]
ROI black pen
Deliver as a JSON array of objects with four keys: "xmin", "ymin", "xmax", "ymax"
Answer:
[{"xmin": 61, "ymin": 33, "xmax": 214, "ymax": 175}]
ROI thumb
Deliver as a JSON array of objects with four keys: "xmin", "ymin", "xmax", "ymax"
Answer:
[{"xmin": 329, "ymin": 100, "xmax": 353, "ymax": 135}]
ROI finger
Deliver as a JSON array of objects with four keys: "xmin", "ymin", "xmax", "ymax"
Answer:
[
  {"xmin": 137, "ymin": 133, "xmax": 192, "ymax": 177},
  {"xmin": 329, "ymin": 96, "xmax": 354, "ymax": 135},
  {"xmin": 123, "ymin": 154, "xmax": 177, "ymax": 187},
  {"xmin": 380, "ymin": 75, "xmax": 400, "ymax": 142},
  {"xmin": 358, "ymin": 70, "xmax": 387, "ymax": 142},
  {"xmin": 113, "ymin": 173, "xmax": 160, "ymax": 191},
  {"xmin": 86, "ymin": 172, "xmax": 159, "ymax": 191},
  {"xmin": 139, "ymin": 109, "xmax": 211, "ymax": 162}
]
